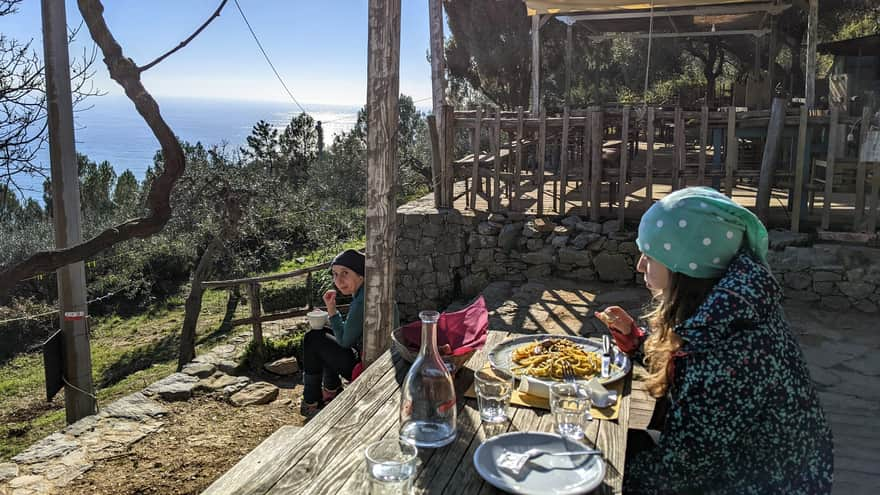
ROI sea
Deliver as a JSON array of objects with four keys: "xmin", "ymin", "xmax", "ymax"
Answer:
[{"xmin": 16, "ymin": 95, "xmax": 361, "ymax": 201}]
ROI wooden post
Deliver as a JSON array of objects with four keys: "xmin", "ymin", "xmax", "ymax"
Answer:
[
  {"xmin": 247, "ymin": 282, "xmax": 266, "ymax": 366},
  {"xmin": 618, "ymin": 106, "xmax": 630, "ymax": 228},
  {"xmin": 854, "ymin": 105, "xmax": 872, "ymax": 229},
  {"xmin": 699, "ymin": 106, "xmax": 708, "ymax": 185},
  {"xmin": 492, "ymin": 109, "xmax": 502, "ymax": 211},
  {"xmin": 428, "ymin": 0, "xmax": 447, "ymax": 208},
  {"xmin": 515, "ymin": 106, "xmax": 524, "ymax": 210},
  {"xmin": 757, "ymin": 97, "xmax": 787, "ymax": 222},
  {"xmin": 471, "ymin": 106, "xmax": 482, "ymax": 209},
  {"xmin": 582, "ymin": 110, "xmax": 591, "ymax": 213},
  {"xmin": 725, "ymin": 107, "xmax": 738, "ymax": 197},
  {"xmin": 560, "ymin": 106, "xmax": 570, "ymax": 215},
  {"xmin": 805, "ymin": 0, "xmax": 818, "ymax": 109},
  {"xmin": 564, "ymin": 23, "xmax": 573, "ymax": 107},
  {"xmin": 821, "ymin": 106, "xmax": 839, "ymax": 230},
  {"xmin": 531, "ymin": 14, "xmax": 541, "ymax": 113},
  {"xmin": 42, "ymin": 0, "xmax": 96, "ymax": 423},
  {"xmin": 673, "ymin": 107, "xmax": 683, "ymax": 190},
  {"xmin": 306, "ymin": 272, "xmax": 313, "ymax": 310},
  {"xmin": 791, "ymin": 106, "xmax": 809, "ymax": 232},
  {"xmin": 363, "ymin": 0, "xmax": 401, "ymax": 366},
  {"xmin": 537, "ymin": 107, "xmax": 547, "ymax": 215},
  {"xmin": 427, "ymin": 114, "xmax": 442, "ymax": 207},
  {"xmin": 868, "ymin": 162, "xmax": 880, "ymax": 233},
  {"xmin": 767, "ymin": 20, "xmax": 777, "ymax": 102},
  {"xmin": 442, "ymin": 104, "xmax": 455, "ymax": 207},
  {"xmin": 646, "ymin": 107, "xmax": 655, "ymax": 203},
  {"xmin": 591, "ymin": 109, "xmax": 603, "ymax": 221}
]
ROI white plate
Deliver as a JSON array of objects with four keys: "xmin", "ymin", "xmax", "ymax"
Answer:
[
  {"xmin": 487, "ymin": 335, "xmax": 631, "ymax": 386},
  {"xmin": 473, "ymin": 432, "xmax": 606, "ymax": 495}
]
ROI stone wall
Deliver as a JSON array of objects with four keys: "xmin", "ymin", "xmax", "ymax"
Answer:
[{"xmin": 396, "ymin": 197, "xmax": 880, "ymax": 320}]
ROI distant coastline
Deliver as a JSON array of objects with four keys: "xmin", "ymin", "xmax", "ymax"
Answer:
[{"xmin": 20, "ymin": 95, "xmax": 362, "ymax": 200}]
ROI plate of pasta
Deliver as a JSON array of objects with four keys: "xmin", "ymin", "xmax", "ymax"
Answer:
[{"xmin": 487, "ymin": 335, "xmax": 631, "ymax": 386}]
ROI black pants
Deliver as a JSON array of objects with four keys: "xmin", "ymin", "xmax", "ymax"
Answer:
[{"xmin": 302, "ymin": 328, "xmax": 358, "ymax": 403}]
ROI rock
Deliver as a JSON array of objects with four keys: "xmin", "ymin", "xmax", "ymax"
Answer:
[
  {"xmin": 786, "ymin": 289, "xmax": 820, "ymax": 302},
  {"xmin": 469, "ymin": 234, "xmax": 497, "ymax": 249},
  {"xmin": 837, "ymin": 281, "xmax": 875, "ymax": 300},
  {"xmin": 532, "ymin": 218, "xmax": 556, "ymax": 233},
  {"xmin": 521, "ymin": 249, "xmax": 555, "ymax": 265},
  {"xmin": 0, "ymin": 462, "xmax": 19, "ymax": 482},
  {"xmin": 568, "ymin": 232, "xmax": 596, "ymax": 249},
  {"xmin": 558, "ymin": 247, "xmax": 593, "ymax": 267},
  {"xmin": 618, "ymin": 241, "xmax": 640, "ymax": 255},
  {"xmin": 407, "ymin": 256, "xmax": 433, "ymax": 273},
  {"xmin": 522, "ymin": 222, "xmax": 542, "ymax": 238},
  {"xmin": 561, "ymin": 215, "xmax": 581, "ymax": 228},
  {"xmin": 812, "ymin": 282, "xmax": 838, "ymax": 296},
  {"xmin": 61, "ymin": 414, "xmax": 100, "ymax": 437},
  {"xmin": 498, "ymin": 223, "xmax": 521, "ymax": 252},
  {"xmin": 821, "ymin": 296, "xmax": 851, "ymax": 310},
  {"xmin": 219, "ymin": 378, "xmax": 253, "ymax": 396},
  {"xmin": 7, "ymin": 474, "xmax": 51, "ymax": 491},
  {"xmin": 182, "ymin": 362, "xmax": 216, "ymax": 378},
  {"xmin": 845, "ymin": 267, "xmax": 865, "ymax": 282},
  {"xmin": 526, "ymin": 239, "xmax": 544, "ymax": 251},
  {"xmin": 102, "ymin": 392, "xmax": 168, "ymax": 421},
  {"xmin": 594, "ymin": 252, "xmax": 634, "ymax": 282},
  {"xmin": 601, "ymin": 220, "xmax": 620, "ymax": 233},
  {"xmin": 812, "ymin": 271, "xmax": 842, "ymax": 282},
  {"xmin": 550, "ymin": 235, "xmax": 569, "ymax": 248},
  {"xmin": 12, "ymin": 433, "xmax": 78, "ymax": 464},
  {"xmin": 567, "ymin": 268, "xmax": 597, "ymax": 281},
  {"xmin": 264, "ymin": 357, "xmax": 300, "ymax": 375},
  {"xmin": 143, "ymin": 373, "xmax": 199, "ymax": 402},
  {"xmin": 864, "ymin": 264, "xmax": 880, "ymax": 284},
  {"xmin": 216, "ymin": 359, "xmax": 239, "ymax": 374},
  {"xmin": 784, "ymin": 272, "xmax": 812, "ymax": 290},
  {"xmin": 231, "ymin": 382, "xmax": 279, "ymax": 406},
  {"xmin": 587, "ymin": 237, "xmax": 606, "ymax": 251},
  {"xmin": 553, "ymin": 225, "xmax": 571, "ymax": 235},
  {"xmin": 608, "ymin": 231, "xmax": 637, "ymax": 242},
  {"xmin": 477, "ymin": 221, "xmax": 501, "ymax": 236},
  {"xmin": 854, "ymin": 300, "xmax": 879, "ymax": 313},
  {"xmin": 768, "ymin": 230, "xmax": 811, "ymax": 249},
  {"xmin": 576, "ymin": 221, "xmax": 603, "ymax": 234},
  {"xmin": 211, "ymin": 344, "xmax": 237, "ymax": 358},
  {"xmin": 488, "ymin": 212, "xmax": 507, "ymax": 223},
  {"xmin": 526, "ymin": 265, "xmax": 552, "ymax": 279}
]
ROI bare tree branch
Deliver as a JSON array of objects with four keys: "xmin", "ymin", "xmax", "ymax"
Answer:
[{"xmin": 139, "ymin": 0, "xmax": 228, "ymax": 73}]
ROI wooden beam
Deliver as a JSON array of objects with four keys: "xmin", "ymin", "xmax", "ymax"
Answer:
[
  {"xmin": 42, "ymin": 0, "xmax": 96, "ymax": 422},
  {"xmin": 492, "ymin": 109, "xmax": 502, "ymax": 212},
  {"xmin": 568, "ymin": 2, "xmax": 788, "ymax": 22},
  {"xmin": 428, "ymin": 0, "xmax": 447, "ymax": 207},
  {"xmin": 363, "ymin": 0, "xmax": 400, "ymax": 367},
  {"xmin": 427, "ymin": 114, "xmax": 442, "ymax": 207},
  {"xmin": 618, "ymin": 106, "xmax": 630, "ymax": 228},
  {"xmin": 582, "ymin": 109, "xmax": 591, "ymax": 212},
  {"xmin": 698, "ymin": 106, "xmax": 708, "ymax": 185},
  {"xmin": 646, "ymin": 106, "xmax": 655, "ymax": 203},
  {"xmin": 247, "ymin": 282, "xmax": 266, "ymax": 367},
  {"xmin": 442, "ymin": 103, "xmax": 455, "ymax": 207},
  {"xmin": 868, "ymin": 162, "xmax": 880, "ymax": 233},
  {"xmin": 564, "ymin": 23, "xmax": 573, "ymax": 107},
  {"xmin": 531, "ymin": 14, "xmax": 541, "ymax": 113},
  {"xmin": 590, "ymin": 109, "xmax": 603, "ymax": 221},
  {"xmin": 560, "ymin": 106, "xmax": 570, "ymax": 216},
  {"xmin": 805, "ymin": 0, "xmax": 818, "ymax": 109},
  {"xmin": 588, "ymin": 29, "xmax": 769, "ymax": 41},
  {"xmin": 756, "ymin": 97, "xmax": 787, "ymax": 222},
  {"xmin": 854, "ymin": 105, "xmax": 871, "ymax": 230},
  {"xmin": 471, "ymin": 106, "xmax": 481, "ymax": 209},
  {"xmin": 821, "ymin": 106, "xmax": 839, "ymax": 230},
  {"xmin": 673, "ymin": 106, "xmax": 683, "ymax": 190},
  {"xmin": 725, "ymin": 107, "xmax": 738, "ymax": 197},
  {"xmin": 767, "ymin": 19, "xmax": 777, "ymax": 102},
  {"xmin": 515, "ymin": 106, "xmax": 525, "ymax": 211},
  {"xmin": 790, "ymin": 106, "xmax": 809, "ymax": 232},
  {"xmin": 537, "ymin": 107, "xmax": 547, "ymax": 216}
]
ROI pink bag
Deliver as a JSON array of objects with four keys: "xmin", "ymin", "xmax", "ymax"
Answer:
[{"xmin": 400, "ymin": 296, "xmax": 489, "ymax": 357}]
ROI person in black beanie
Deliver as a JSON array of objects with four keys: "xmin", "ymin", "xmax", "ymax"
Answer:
[{"xmin": 300, "ymin": 249, "xmax": 397, "ymax": 418}]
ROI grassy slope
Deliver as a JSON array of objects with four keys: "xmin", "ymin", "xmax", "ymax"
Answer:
[{"xmin": 0, "ymin": 238, "xmax": 363, "ymax": 461}]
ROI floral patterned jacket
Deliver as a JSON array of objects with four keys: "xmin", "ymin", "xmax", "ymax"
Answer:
[{"xmin": 623, "ymin": 253, "xmax": 833, "ymax": 494}]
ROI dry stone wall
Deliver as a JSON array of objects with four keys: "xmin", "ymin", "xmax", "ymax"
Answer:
[{"xmin": 395, "ymin": 198, "xmax": 880, "ymax": 321}]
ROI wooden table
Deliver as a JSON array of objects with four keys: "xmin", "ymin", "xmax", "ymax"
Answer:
[{"xmin": 204, "ymin": 330, "xmax": 653, "ymax": 495}]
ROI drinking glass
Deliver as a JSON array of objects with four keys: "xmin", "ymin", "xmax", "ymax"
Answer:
[
  {"xmin": 474, "ymin": 367, "xmax": 515, "ymax": 424},
  {"xmin": 364, "ymin": 439, "xmax": 418, "ymax": 495},
  {"xmin": 549, "ymin": 382, "xmax": 592, "ymax": 440}
]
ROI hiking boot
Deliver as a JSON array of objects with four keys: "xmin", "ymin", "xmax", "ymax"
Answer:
[
  {"xmin": 322, "ymin": 386, "xmax": 343, "ymax": 404},
  {"xmin": 299, "ymin": 400, "xmax": 321, "ymax": 419}
]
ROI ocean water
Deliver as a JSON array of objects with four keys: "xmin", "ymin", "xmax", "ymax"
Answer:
[{"xmin": 17, "ymin": 95, "xmax": 360, "ymax": 200}]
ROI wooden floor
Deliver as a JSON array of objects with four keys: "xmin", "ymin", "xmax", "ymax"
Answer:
[{"xmin": 454, "ymin": 178, "xmax": 865, "ymax": 231}]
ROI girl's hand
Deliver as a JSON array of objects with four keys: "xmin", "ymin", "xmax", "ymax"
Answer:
[
  {"xmin": 323, "ymin": 290, "xmax": 337, "ymax": 316},
  {"xmin": 594, "ymin": 306, "xmax": 635, "ymax": 335}
]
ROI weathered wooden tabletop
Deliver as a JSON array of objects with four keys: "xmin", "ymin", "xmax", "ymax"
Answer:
[{"xmin": 204, "ymin": 329, "xmax": 655, "ymax": 495}]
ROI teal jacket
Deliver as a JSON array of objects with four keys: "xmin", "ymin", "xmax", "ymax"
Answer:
[{"xmin": 329, "ymin": 286, "xmax": 399, "ymax": 350}]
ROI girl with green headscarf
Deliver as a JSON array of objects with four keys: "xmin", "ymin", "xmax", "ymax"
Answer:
[{"xmin": 595, "ymin": 187, "xmax": 832, "ymax": 494}]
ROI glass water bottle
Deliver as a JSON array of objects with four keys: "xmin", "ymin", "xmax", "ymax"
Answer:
[{"xmin": 399, "ymin": 310, "xmax": 457, "ymax": 448}]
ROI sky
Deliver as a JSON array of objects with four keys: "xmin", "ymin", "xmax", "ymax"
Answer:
[{"xmin": 2, "ymin": 0, "xmax": 436, "ymax": 106}]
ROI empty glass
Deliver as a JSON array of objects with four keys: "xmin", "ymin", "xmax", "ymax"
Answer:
[
  {"xmin": 549, "ymin": 382, "xmax": 592, "ymax": 440},
  {"xmin": 364, "ymin": 439, "xmax": 418, "ymax": 495},
  {"xmin": 474, "ymin": 367, "xmax": 515, "ymax": 424}
]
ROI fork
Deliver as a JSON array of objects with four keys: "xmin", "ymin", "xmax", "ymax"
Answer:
[
  {"xmin": 497, "ymin": 447, "xmax": 603, "ymax": 477},
  {"xmin": 561, "ymin": 361, "xmax": 576, "ymax": 383}
]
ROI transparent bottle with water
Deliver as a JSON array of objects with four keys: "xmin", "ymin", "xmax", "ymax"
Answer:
[{"xmin": 399, "ymin": 310, "xmax": 457, "ymax": 448}]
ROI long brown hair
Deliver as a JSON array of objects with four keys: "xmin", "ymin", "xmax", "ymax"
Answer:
[{"xmin": 642, "ymin": 272, "xmax": 719, "ymax": 398}]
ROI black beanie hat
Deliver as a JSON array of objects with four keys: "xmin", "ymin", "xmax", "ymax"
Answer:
[{"xmin": 331, "ymin": 249, "xmax": 365, "ymax": 277}]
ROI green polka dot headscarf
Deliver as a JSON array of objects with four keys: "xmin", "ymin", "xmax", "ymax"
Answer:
[{"xmin": 636, "ymin": 187, "xmax": 769, "ymax": 279}]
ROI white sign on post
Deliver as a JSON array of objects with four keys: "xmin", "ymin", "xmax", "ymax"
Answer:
[{"xmin": 861, "ymin": 130, "xmax": 880, "ymax": 163}]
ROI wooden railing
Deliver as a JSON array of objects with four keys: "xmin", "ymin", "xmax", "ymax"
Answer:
[
  {"xmin": 203, "ymin": 261, "xmax": 347, "ymax": 365},
  {"xmin": 436, "ymin": 103, "xmax": 879, "ymax": 235}
]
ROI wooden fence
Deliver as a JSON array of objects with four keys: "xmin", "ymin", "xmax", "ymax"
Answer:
[{"xmin": 432, "ymin": 103, "xmax": 880, "ymax": 235}]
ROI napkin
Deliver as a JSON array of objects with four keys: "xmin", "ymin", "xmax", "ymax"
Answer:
[{"xmin": 400, "ymin": 295, "xmax": 489, "ymax": 356}]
